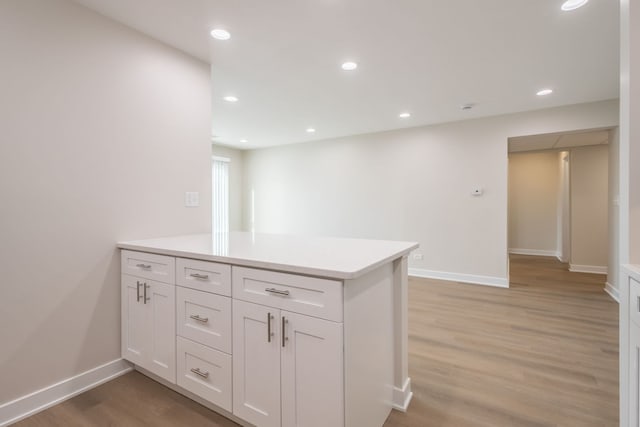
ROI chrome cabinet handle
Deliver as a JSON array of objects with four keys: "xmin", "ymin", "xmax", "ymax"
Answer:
[
  {"xmin": 265, "ymin": 288, "xmax": 290, "ymax": 296},
  {"xmin": 190, "ymin": 368, "xmax": 209, "ymax": 379},
  {"xmin": 190, "ymin": 273, "xmax": 209, "ymax": 280},
  {"xmin": 136, "ymin": 281, "xmax": 142, "ymax": 302},
  {"xmin": 267, "ymin": 313, "xmax": 274, "ymax": 342},
  {"xmin": 136, "ymin": 263, "xmax": 151, "ymax": 269},
  {"xmin": 282, "ymin": 316, "xmax": 288, "ymax": 347},
  {"xmin": 143, "ymin": 283, "xmax": 150, "ymax": 304},
  {"xmin": 190, "ymin": 314, "xmax": 209, "ymax": 323}
]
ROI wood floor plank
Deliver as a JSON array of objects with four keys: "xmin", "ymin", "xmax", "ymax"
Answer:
[{"xmin": 13, "ymin": 255, "xmax": 618, "ymax": 427}]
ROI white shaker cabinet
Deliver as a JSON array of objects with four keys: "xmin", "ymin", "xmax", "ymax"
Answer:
[
  {"xmin": 119, "ymin": 232, "xmax": 418, "ymax": 427},
  {"xmin": 232, "ymin": 300, "xmax": 343, "ymax": 427},
  {"xmin": 630, "ymin": 322, "xmax": 640, "ymax": 427},
  {"xmin": 280, "ymin": 310, "xmax": 343, "ymax": 427},
  {"xmin": 232, "ymin": 300, "xmax": 282, "ymax": 427},
  {"xmin": 121, "ymin": 274, "xmax": 176, "ymax": 383}
]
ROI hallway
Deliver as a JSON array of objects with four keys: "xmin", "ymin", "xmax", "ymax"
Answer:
[{"xmin": 386, "ymin": 254, "xmax": 619, "ymax": 427}]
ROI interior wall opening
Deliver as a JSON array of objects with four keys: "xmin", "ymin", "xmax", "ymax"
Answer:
[{"xmin": 507, "ymin": 128, "xmax": 618, "ymax": 298}]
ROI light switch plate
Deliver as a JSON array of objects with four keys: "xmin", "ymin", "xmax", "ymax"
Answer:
[{"xmin": 185, "ymin": 192, "xmax": 199, "ymax": 207}]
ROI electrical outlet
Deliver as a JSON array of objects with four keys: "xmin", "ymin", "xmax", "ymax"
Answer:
[
  {"xmin": 185, "ymin": 192, "xmax": 199, "ymax": 207},
  {"xmin": 413, "ymin": 253, "xmax": 424, "ymax": 261}
]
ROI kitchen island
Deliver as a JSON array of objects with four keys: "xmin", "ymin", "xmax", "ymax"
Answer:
[{"xmin": 118, "ymin": 232, "xmax": 418, "ymax": 427}]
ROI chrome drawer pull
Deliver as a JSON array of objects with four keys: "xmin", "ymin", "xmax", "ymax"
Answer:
[
  {"xmin": 136, "ymin": 281, "xmax": 142, "ymax": 303},
  {"xmin": 144, "ymin": 283, "xmax": 150, "ymax": 304},
  {"xmin": 136, "ymin": 263, "xmax": 152, "ymax": 269},
  {"xmin": 190, "ymin": 368, "xmax": 209, "ymax": 379},
  {"xmin": 267, "ymin": 312, "xmax": 274, "ymax": 343},
  {"xmin": 189, "ymin": 314, "xmax": 209, "ymax": 323},
  {"xmin": 265, "ymin": 288, "xmax": 290, "ymax": 296},
  {"xmin": 282, "ymin": 316, "xmax": 288, "ymax": 348},
  {"xmin": 189, "ymin": 273, "xmax": 209, "ymax": 280}
]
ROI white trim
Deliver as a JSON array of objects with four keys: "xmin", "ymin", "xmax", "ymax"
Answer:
[
  {"xmin": 409, "ymin": 268, "xmax": 509, "ymax": 288},
  {"xmin": 568, "ymin": 264, "xmax": 608, "ymax": 274},
  {"xmin": 212, "ymin": 155, "xmax": 230, "ymax": 163},
  {"xmin": 0, "ymin": 359, "xmax": 132, "ymax": 427},
  {"xmin": 391, "ymin": 377, "xmax": 413, "ymax": 412},
  {"xmin": 508, "ymin": 248, "xmax": 560, "ymax": 257},
  {"xmin": 604, "ymin": 282, "xmax": 620, "ymax": 303}
]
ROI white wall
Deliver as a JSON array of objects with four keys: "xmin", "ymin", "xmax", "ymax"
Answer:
[
  {"xmin": 570, "ymin": 145, "xmax": 609, "ymax": 271},
  {"xmin": 508, "ymin": 152, "xmax": 560, "ymax": 256},
  {"xmin": 244, "ymin": 100, "xmax": 618, "ymax": 286},
  {"xmin": 0, "ymin": 0, "xmax": 211, "ymax": 405},
  {"xmin": 212, "ymin": 145, "xmax": 244, "ymax": 231}
]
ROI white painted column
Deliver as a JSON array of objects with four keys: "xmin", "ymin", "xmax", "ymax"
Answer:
[
  {"xmin": 392, "ymin": 255, "xmax": 412, "ymax": 411},
  {"xmin": 618, "ymin": 0, "xmax": 639, "ymax": 425}
]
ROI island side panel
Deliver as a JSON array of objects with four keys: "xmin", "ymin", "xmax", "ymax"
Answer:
[
  {"xmin": 344, "ymin": 262, "xmax": 394, "ymax": 427},
  {"xmin": 392, "ymin": 255, "xmax": 412, "ymax": 410}
]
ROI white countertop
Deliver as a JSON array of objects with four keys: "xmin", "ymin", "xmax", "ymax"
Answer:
[{"xmin": 117, "ymin": 232, "xmax": 419, "ymax": 280}]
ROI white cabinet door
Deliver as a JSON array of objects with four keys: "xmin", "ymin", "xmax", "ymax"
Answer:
[
  {"xmin": 146, "ymin": 280, "xmax": 176, "ymax": 383},
  {"xmin": 631, "ymin": 323, "xmax": 640, "ymax": 427},
  {"xmin": 121, "ymin": 275, "xmax": 146, "ymax": 366},
  {"xmin": 281, "ymin": 311, "xmax": 344, "ymax": 427},
  {"xmin": 233, "ymin": 300, "xmax": 281, "ymax": 427},
  {"xmin": 121, "ymin": 275, "xmax": 176, "ymax": 384}
]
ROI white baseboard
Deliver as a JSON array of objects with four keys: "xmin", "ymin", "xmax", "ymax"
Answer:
[
  {"xmin": 604, "ymin": 282, "xmax": 620, "ymax": 303},
  {"xmin": 0, "ymin": 358, "xmax": 132, "ymax": 427},
  {"xmin": 392, "ymin": 377, "xmax": 413, "ymax": 412},
  {"xmin": 409, "ymin": 268, "xmax": 509, "ymax": 288},
  {"xmin": 569, "ymin": 264, "xmax": 608, "ymax": 274},
  {"xmin": 509, "ymin": 248, "xmax": 559, "ymax": 257}
]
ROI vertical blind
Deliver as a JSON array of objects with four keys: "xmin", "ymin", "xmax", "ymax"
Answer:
[{"xmin": 212, "ymin": 156, "xmax": 230, "ymax": 233}]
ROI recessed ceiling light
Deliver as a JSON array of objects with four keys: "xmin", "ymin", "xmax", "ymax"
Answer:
[
  {"xmin": 341, "ymin": 61, "xmax": 358, "ymax": 71},
  {"xmin": 240, "ymin": 139, "xmax": 248, "ymax": 143},
  {"xmin": 210, "ymin": 29, "xmax": 231, "ymax": 40},
  {"xmin": 223, "ymin": 96, "xmax": 238, "ymax": 102},
  {"xmin": 536, "ymin": 89, "xmax": 553, "ymax": 96},
  {"xmin": 561, "ymin": 0, "xmax": 588, "ymax": 11},
  {"xmin": 306, "ymin": 128, "xmax": 316, "ymax": 133},
  {"xmin": 399, "ymin": 112, "xmax": 411, "ymax": 118},
  {"xmin": 461, "ymin": 103, "xmax": 475, "ymax": 110}
]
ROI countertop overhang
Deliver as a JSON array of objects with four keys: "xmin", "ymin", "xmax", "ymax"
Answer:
[{"xmin": 117, "ymin": 232, "xmax": 419, "ymax": 280}]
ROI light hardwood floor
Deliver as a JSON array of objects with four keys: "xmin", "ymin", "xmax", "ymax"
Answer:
[{"xmin": 15, "ymin": 255, "xmax": 618, "ymax": 427}]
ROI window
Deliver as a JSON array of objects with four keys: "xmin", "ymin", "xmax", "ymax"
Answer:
[{"xmin": 212, "ymin": 156, "xmax": 230, "ymax": 233}]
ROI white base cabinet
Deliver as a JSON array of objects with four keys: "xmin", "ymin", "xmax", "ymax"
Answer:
[
  {"xmin": 232, "ymin": 300, "xmax": 344, "ymax": 427},
  {"xmin": 120, "ymin": 244, "xmax": 411, "ymax": 427},
  {"xmin": 232, "ymin": 300, "xmax": 283, "ymax": 427},
  {"xmin": 630, "ymin": 323, "xmax": 640, "ymax": 427},
  {"xmin": 121, "ymin": 274, "xmax": 176, "ymax": 384},
  {"xmin": 280, "ymin": 310, "xmax": 343, "ymax": 427}
]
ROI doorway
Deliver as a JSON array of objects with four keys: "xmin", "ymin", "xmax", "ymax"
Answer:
[{"xmin": 507, "ymin": 128, "xmax": 617, "ymax": 298}]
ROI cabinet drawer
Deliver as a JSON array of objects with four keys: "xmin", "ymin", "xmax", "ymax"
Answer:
[
  {"xmin": 176, "ymin": 258, "xmax": 231, "ymax": 296},
  {"xmin": 121, "ymin": 250, "xmax": 175, "ymax": 284},
  {"xmin": 177, "ymin": 287, "xmax": 231, "ymax": 354},
  {"xmin": 630, "ymin": 278, "xmax": 640, "ymax": 328},
  {"xmin": 232, "ymin": 267, "xmax": 343, "ymax": 322},
  {"xmin": 177, "ymin": 337, "xmax": 232, "ymax": 412}
]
